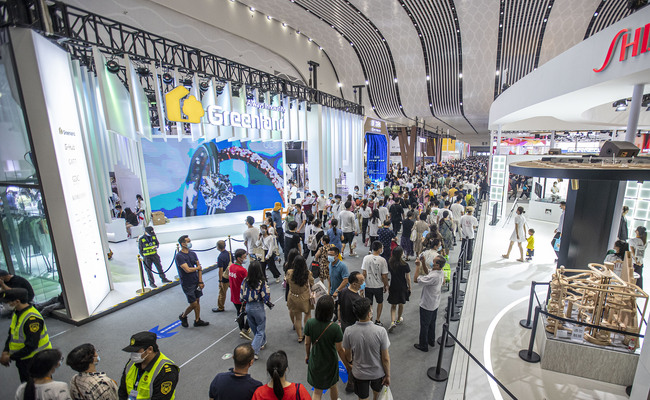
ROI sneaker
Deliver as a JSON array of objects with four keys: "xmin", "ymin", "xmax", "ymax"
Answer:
[
  {"xmin": 261, "ymin": 341, "xmax": 267, "ymax": 350},
  {"xmin": 162, "ymin": 278, "xmax": 172, "ymax": 283},
  {"xmin": 345, "ymin": 380, "xmax": 354, "ymax": 393},
  {"xmin": 211, "ymin": 308, "xmax": 225, "ymax": 313},
  {"xmin": 275, "ymin": 278, "xmax": 281, "ymax": 283},
  {"xmin": 374, "ymin": 320, "xmax": 383, "ymax": 327},
  {"xmin": 179, "ymin": 314, "xmax": 189, "ymax": 328},
  {"xmin": 149, "ymin": 283, "xmax": 157, "ymax": 288},
  {"xmin": 413, "ymin": 343, "xmax": 428, "ymax": 352},
  {"xmin": 194, "ymin": 319, "xmax": 209, "ymax": 327},
  {"xmin": 254, "ymin": 354, "xmax": 259, "ymax": 360},
  {"xmin": 350, "ymin": 252, "xmax": 358, "ymax": 257},
  {"xmin": 240, "ymin": 330, "xmax": 253, "ymax": 340},
  {"xmin": 396, "ymin": 317, "xmax": 404, "ymax": 325},
  {"xmin": 387, "ymin": 322, "xmax": 397, "ymax": 333}
]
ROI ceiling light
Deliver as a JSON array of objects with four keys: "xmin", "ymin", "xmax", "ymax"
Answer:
[
  {"xmin": 297, "ymin": 31, "xmax": 300, "ymax": 34},
  {"xmin": 267, "ymin": 15, "xmax": 272, "ymax": 20},
  {"xmin": 319, "ymin": 47, "xmax": 323, "ymax": 50},
  {"xmin": 458, "ymin": 73, "xmax": 463, "ymax": 78},
  {"xmin": 426, "ymin": 75, "xmax": 430, "ymax": 81},
  {"xmin": 496, "ymin": 70, "xmax": 500, "ymax": 76},
  {"xmin": 282, "ymin": 23, "xmax": 287, "ymax": 27},
  {"xmin": 394, "ymin": 78, "xmax": 398, "ymax": 83},
  {"xmin": 429, "ymin": 103, "xmax": 432, "ymax": 107},
  {"xmin": 337, "ymin": 82, "xmax": 342, "ymax": 87},
  {"xmin": 162, "ymin": 72, "xmax": 173, "ymax": 84},
  {"xmin": 365, "ymin": 80, "xmax": 369, "ymax": 85},
  {"xmin": 250, "ymin": 7, "xmax": 255, "ymax": 12},
  {"xmin": 613, "ymin": 99, "xmax": 628, "ymax": 111},
  {"xmin": 199, "ymin": 81, "xmax": 209, "ymax": 92}
]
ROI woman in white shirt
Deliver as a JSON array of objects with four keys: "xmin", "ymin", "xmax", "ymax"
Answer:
[
  {"xmin": 15, "ymin": 349, "xmax": 72, "ymax": 400},
  {"xmin": 359, "ymin": 199, "xmax": 372, "ymax": 246},
  {"xmin": 258, "ymin": 224, "xmax": 281, "ymax": 282},
  {"xmin": 630, "ymin": 226, "xmax": 647, "ymax": 289},
  {"xmin": 502, "ymin": 206, "xmax": 527, "ymax": 262},
  {"xmin": 368, "ymin": 209, "xmax": 381, "ymax": 247}
]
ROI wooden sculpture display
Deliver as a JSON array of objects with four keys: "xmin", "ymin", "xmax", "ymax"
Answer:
[{"xmin": 544, "ymin": 254, "xmax": 647, "ymax": 350}]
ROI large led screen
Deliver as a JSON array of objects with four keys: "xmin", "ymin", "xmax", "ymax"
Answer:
[{"xmin": 143, "ymin": 139, "xmax": 284, "ymax": 217}]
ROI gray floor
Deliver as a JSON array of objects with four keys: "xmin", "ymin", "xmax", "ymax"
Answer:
[{"xmin": 0, "ymin": 231, "xmax": 469, "ymax": 400}]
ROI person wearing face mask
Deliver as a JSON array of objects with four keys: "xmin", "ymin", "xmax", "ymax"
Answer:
[
  {"xmin": 14, "ymin": 348, "xmax": 70, "ymax": 400},
  {"xmin": 118, "ymin": 331, "xmax": 178, "ymax": 400},
  {"xmin": 176, "ymin": 235, "xmax": 209, "ymax": 328},
  {"xmin": 67, "ymin": 343, "xmax": 118, "ymax": 400},
  {"xmin": 413, "ymin": 255, "xmax": 445, "ymax": 352},
  {"xmin": 230, "ymin": 249, "xmax": 253, "ymax": 340},
  {"xmin": 138, "ymin": 227, "xmax": 171, "ymax": 289},
  {"xmin": 331, "ymin": 195, "xmax": 343, "ymax": 221},
  {"xmin": 0, "ymin": 288, "xmax": 52, "ymax": 383}
]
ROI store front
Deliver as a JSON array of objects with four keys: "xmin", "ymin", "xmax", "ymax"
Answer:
[{"xmin": 1, "ymin": 25, "xmax": 363, "ymax": 322}]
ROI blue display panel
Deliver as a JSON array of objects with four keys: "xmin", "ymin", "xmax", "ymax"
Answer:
[
  {"xmin": 365, "ymin": 133, "xmax": 387, "ymax": 181},
  {"xmin": 142, "ymin": 139, "xmax": 284, "ymax": 217}
]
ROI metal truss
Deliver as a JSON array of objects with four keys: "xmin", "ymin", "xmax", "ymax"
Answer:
[{"xmin": 0, "ymin": 0, "xmax": 363, "ymax": 115}]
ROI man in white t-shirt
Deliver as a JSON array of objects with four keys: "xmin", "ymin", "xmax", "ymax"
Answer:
[
  {"xmin": 362, "ymin": 241, "xmax": 389, "ymax": 326},
  {"xmin": 317, "ymin": 191, "xmax": 328, "ymax": 221},
  {"xmin": 243, "ymin": 216, "xmax": 260, "ymax": 253},
  {"xmin": 331, "ymin": 195, "xmax": 344, "ymax": 220},
  {"xmin": 289, "ymin": 182, "xmax": 298, "ymax": 205},
  {"xmin": 339, "ymin": 201, "xmax": 357, "ymax": 257},
  {"xmin": 459, "ymin": 207, "xmax": 478, "ymax": 263},
  {"xmin": 377, "ymin": 200, "xmax": 389, "ymax": 224},
  {"xmin": 450, "ymin": 196, "xmax": 464, "ymax": 241}
]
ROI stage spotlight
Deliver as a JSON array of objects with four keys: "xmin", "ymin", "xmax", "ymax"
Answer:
[
  {"xmin": 199, "ymin": 81, "xmax": 209, "ymax": 92},
  {"xmin": 182, "ymin": 78, "xmax": 193, "ymax": 88},
  {"xmin": 232, "ymin": 85, "xmax": 241, "ymax": 97},
  {"xmin": 306, "ymin": 103, "xmax": 312, "ymax": 112},
  {"xmin": 246, "ymin": 88, "xmax": 255, "ymax": 101},
  {"xmin": 136, "ymin": 66, "xmax": 150, "ymax": 77},
  {"xmin": 258, "ymin": 94, "xmax": 265, "ymax": 103},
  {"xmin": 162, "ymin": 72, "xmax": 174, "ymax": 85},
  {"xmin": 106, "ymin": 59, "xmax": 120, "ymax": 74},
  {"xmin": 215, "ymin": 82, "xmax": 225, "ymax": 96}
]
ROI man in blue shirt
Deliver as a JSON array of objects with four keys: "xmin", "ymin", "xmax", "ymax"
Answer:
[
  {"xmin": 328, "ymin": 246, "xmax": 349, "ymax": 297},
  {"xmin": 209, "ymin": 343, "xmax": 262, "ymax": 400}
]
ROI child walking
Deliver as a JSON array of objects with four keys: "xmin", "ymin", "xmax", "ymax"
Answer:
[{"xmin": 526, "ymin": 228, "xmax": 535, "ymax": 261}]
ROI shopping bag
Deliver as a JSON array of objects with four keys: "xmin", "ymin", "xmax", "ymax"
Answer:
[
  {"xmin": 377, "ymin": 386, "xmax": 393, "ymax": 400},
  {"xmin": 553, "ymin": 236, "xmax": 561, "ymax": 252}
]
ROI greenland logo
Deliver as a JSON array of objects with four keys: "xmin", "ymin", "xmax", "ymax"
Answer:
[{"xmin": 165, "ymin": 86, "xmax": 205, "ymax": 123}]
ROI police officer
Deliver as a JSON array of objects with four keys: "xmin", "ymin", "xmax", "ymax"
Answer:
[
  {"xmin": 139, "ymin": 226, "xmax": 171, "ymax": 288},
  {"xmin": 0, "ymin": 288, "xmax": 52, "ymax": 382},
  {"xmin": 118, "ymin": 331, "xmax": 178, "ymax": 400}
]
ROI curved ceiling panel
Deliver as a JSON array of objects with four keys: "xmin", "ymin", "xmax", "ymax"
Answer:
[
  {"xmin": 290, "ymin": 0, "xmax": 407, "ymax": 119},
  {"xmin": 494, "ymin": 0, "xmax": 555, "ymax": 99},
  {"xmin": 398, "ymin": 0, "xmax": 478, "ymax": 135},
  {"xmin": 584, "ymin": 0, "xmax": 634, "ymax": 39}
]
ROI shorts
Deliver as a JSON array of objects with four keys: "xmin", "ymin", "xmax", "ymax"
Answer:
[
  {"xmin": 352, "ymin": 374, "xmax": 383, "ymax": 399},
  {"xmin": 343, "ymin": 232, "xmax": 355, "ymax": 244},
  {"xmin": 526, "ymin": 249, "xmax": 534, "ymax": 258},
  {"xmin": 182, "ymin": 285, "xmax": 203, "ymax": 303},
  {"xmin": 365, "ymin": 287, "xmax": 384, "ymax": 304}
]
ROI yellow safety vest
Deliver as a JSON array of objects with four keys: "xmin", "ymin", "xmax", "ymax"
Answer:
[
  {"xmin": 125, "ymin": 352, "xmax": 176, "ymax": 399},
  {"xmin": 140, "ymin": 235, "xmax": 158, "ymax": 256},
  {"xmin": 8, "ymin": 306, "xmax": 52, "ymax": 360}
]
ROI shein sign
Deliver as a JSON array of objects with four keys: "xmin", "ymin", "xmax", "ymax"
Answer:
[{"xmin": 593, "ymin": 23, "xmax": 650, "ymax": 73}]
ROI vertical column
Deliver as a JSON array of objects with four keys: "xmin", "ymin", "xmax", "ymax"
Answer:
[{"xmin": 625, "ymin": 84, "xmax": 645, "ymax": 143}]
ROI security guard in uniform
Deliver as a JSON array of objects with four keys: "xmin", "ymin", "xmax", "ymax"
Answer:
[
  {"xmin": 118, "ymin": 331, "xmax": 178, "ymax": 400},
  {"xmin": 139, "ymin": 226, "xmax": 171, "ymax": 288},
  {"xmin": 0, "ymin": 288, "xmax": 52, "ymax": 382}
]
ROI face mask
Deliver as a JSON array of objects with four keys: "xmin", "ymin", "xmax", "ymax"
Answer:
[
  {"xmin": 437, "ymin": 246, "xmax": 443, "ymax": 252},
  {"xmin": 360, "ymin": 282, "xmax": 366, "ymax": 290},
  {"xmin": 329, "ymin": 196, "xmax": 333, "ymax": 199},
  {"xmin": 186, "ymin": 242, "xmax": 192, "ymax": 249},
  {"xmin": 321, "ymin": 193, "xmax": 325, "ymax": 197},
  {"xmin": 95, "ymin": 355, "xmax": 101, "ymax": 365},
  {"xmin": 243, "ymin": 257, "xmax": 250, "ymax": 267},
  {"xmin": 327, "ymin": 255, "xmax": 335, "ymax": 262},
  {"xmin": 130, "ymin": 352, "xmax": 145, "ymax": 364}
]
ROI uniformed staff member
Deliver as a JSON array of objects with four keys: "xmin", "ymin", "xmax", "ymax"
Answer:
[
  {"xmin": 118, "ymin": 331, "xmax": 178, "ymax": 400},
  {"xmin": 139, "ymin": 226, "xmax": 172, "ymax": 288},
  {"xmin": 0, "ymin": 288, "xmax": 52, "ymax": 382}
]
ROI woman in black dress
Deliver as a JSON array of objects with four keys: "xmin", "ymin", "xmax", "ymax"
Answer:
[{"xmin": 387, "ymin": 246, "xmax": 411, "ymax": 333}]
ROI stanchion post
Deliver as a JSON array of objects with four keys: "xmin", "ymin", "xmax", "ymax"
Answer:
[
  {"xmin": 519, "ymin": 282, "xmax": 536, "ymax": 329},
  {"xmin": 450, "ymin": 273, "xmax": 461, "ymax": 321},
  {"xmin": 136, "ymin": 255, "xmax": 151, "ymax": 295},
  {"xmin": 438, "ymin": 296, "xmax": 455, "ymax": 347},
  {"xmin": 518, "ymin": 306, "xmax": 541, "ymax": 363},
  {"xmin": 454, "ymin": 268, "xmax": 464, "ymax": 308},
  {"xmin": 427, "ymin": 323, "xmax": 449, "ymax": 381},
  {"xmin": 227, "ymin": 235, "xmax": 232, "ymax": 254}
]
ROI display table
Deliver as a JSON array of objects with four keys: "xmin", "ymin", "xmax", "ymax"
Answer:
[
  {"xmin": 535, "ymin": 325, "xmax": 638, "ymax": 386},
  {"xmin": 527, "ymin": 198, "xmax": 562, "ymax": 224}
]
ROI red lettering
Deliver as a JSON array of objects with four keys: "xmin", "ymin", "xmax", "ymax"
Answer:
[
  {"xmin": 594, "ymin": 29, "xmax": 629, "ymax": 73},
  {"xmin": 620, "ymin": 27, "xmax": 642, "ymax": 61},
  {"xmin": 642, "ymin": 23, "xmax": 650, "ymax": 54}
]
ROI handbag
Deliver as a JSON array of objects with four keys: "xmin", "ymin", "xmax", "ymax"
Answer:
[
  {"xmin": 410, "ymin": 227, "xmax": 418, "ymax": 242},
  {"xmin": 310, "ymin": 260, "xmax": 321, "ymax": 279}
]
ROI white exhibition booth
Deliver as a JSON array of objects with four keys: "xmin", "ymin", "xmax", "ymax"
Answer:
[
  {"xmin": 488, "ymin": 8, "xmax": 650, "ymax": 399},
  {"xmin": 8, "ymin": 26, "xmax": 364, "ymax": 321}
]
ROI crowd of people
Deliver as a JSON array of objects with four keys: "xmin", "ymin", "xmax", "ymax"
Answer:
[{"xmin": 2, "ymin": 157, "xmax": 488, "ymax": 400}]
